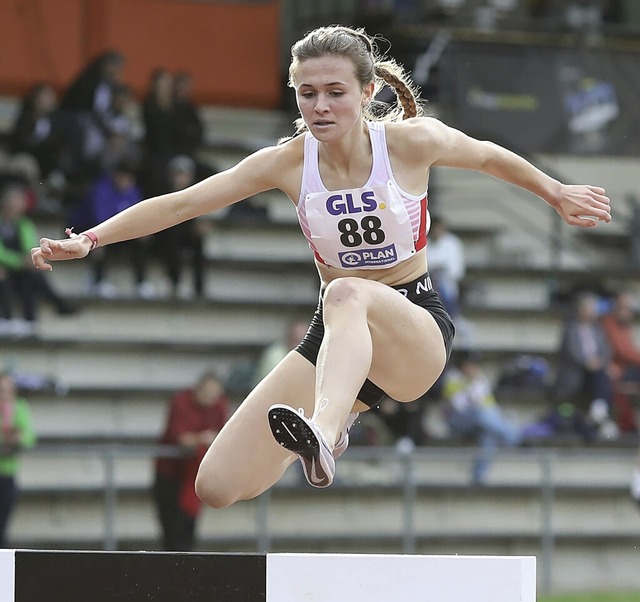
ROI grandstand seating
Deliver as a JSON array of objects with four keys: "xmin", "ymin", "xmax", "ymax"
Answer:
[{"xmin": 1, "ymin": 98, "xmax": 639, "ymax": 593}]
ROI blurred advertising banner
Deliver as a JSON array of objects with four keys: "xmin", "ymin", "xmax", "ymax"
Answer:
[{"xmin": 442, "ymin": 41, "xmax": 640, "ymax": 155}]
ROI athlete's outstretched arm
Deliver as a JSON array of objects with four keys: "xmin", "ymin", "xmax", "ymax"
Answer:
[
  {"xmin": 31, "ymin": 146, "xmax": 283, "ymax": 270},
  {"xmin": 416, "ymin": 117, "xmax": 611, "ymax": 228}
]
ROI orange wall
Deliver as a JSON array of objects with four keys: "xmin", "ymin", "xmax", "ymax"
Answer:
[
  {"xmin": 0, "ymin": 0, "xmax": 282, "ymax": 108},
  {"xmin": 0, "ymin": 0, "xmax": 86, "ymax": 92}
]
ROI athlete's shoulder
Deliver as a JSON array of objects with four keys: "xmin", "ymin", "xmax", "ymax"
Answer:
[
  {"xmin": 275, "ymin": 132, "xmax": 306, "ymax": 159},
  {"xmin": 236, "ymin": 134, "xmax": 304, "ymax": 184},
  {"xmin": 384, "ymin": 116, "xmax": 448, "ymax": 142},
  {"xmin": 382, "ymin": 117, "xmax": 447, "ymax": 164},
  {"xmin": 232, "ymin": 133, "xmax": 305, "ymax": 198},
  {"xmin": 255, "ymin": 134, "xmax": 305, "ymax": 171}
]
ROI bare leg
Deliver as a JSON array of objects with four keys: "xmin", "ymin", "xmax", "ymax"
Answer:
[
  {"xmin": 195, "ymin": 352, "xmax": 316, "ymax": 508},
  {"xmin": 313, "ymin": 277, "xmax": 447, "ymax": 446},
  {"xmin": 313, "ymin": 279, "xmax": 373, "ymax": 444}
]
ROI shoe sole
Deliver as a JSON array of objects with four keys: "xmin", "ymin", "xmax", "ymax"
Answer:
[{"xmin": 268, "ymin": 405, "xmax": 334, "ymax": 488}]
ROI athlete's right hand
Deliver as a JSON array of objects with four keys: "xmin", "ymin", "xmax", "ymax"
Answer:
[{"xmin": 31, "ymin": 234, "xmax": 93, "ymax": 271}]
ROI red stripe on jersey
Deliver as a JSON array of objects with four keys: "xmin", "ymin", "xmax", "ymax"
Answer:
[
  {"xmin": 414, "ymin": 196, "xmax": 428, "ymax": 251},
  {"xmin": 313, "ymin": 248, "xmax": 326, "ymax": 264}
]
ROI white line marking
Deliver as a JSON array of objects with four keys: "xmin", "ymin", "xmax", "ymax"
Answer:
[{"xmin": 281, "ymin": 421, "xmax": 298, "ymax": 442}]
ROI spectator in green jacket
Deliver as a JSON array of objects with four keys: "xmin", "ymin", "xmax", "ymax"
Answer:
[
  {"xmin": 0, "ymin": 370, "xmax": 36, "ymax": 547},
  {"xmin": 0, "ymin": 182, "xmax": 74, "ymax": 336}
]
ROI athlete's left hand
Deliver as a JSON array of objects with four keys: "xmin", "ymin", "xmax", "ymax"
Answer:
[{"xmin": 552, "ymin": 184, "xmax": 611, "ymax": 228}]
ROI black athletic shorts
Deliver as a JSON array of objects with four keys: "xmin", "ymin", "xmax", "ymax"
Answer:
[{"xmin": 294, "ymin": 272, "xmax": 456, "ymax": 408}]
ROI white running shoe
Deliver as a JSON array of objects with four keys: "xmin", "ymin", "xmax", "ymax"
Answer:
[
  {"xmin": 268, "ymin": 404, "xmax": 335, "ymax": 488},
  {"xmin": 333, "ymin": 412, "xmax": 359, "ymax": 460}
]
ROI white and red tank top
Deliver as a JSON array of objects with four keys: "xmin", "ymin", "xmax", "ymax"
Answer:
[{"xmin": 296, "ymin": 121, "xmax": 429, "ymax": 270}]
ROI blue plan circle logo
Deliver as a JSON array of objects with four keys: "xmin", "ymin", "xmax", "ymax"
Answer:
[{"xmin": 341, "ymin": 252, "xmax": 361, "ymax": 266}]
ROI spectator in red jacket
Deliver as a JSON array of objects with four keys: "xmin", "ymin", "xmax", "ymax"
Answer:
[
  {"xmin": 601, "ymin": 291, "xmax": 640, "ymax": 433},
  {"xmin": 153, "ymin": 369, "xmax": 230, "ymax": 551}
]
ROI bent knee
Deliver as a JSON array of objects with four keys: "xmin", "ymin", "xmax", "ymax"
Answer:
[
  {"xmin": 195, "ymin": 469, "xmax": 237, "ymax": 509},
  {"xmin": 323, "ymin": 277, "xmax": 365, "ymax": 310}
]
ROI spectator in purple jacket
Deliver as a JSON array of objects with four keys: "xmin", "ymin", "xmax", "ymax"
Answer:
[{"xmin": 72, "ymin": 161, "xmax": 154, "ymax": 298}]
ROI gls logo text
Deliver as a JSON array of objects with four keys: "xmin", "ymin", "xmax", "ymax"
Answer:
[{"xmin": 326, "ymin": 191, "xmax": 378, "ymax": 215}]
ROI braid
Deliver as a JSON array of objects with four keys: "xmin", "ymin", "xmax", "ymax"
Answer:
[{"xmin": 373, "ymin": 61, "xmax": 423, "ymax": 121}]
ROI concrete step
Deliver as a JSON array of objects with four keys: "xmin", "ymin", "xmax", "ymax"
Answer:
[
  {"xmin": 3, "ymin": 342, "xmax": 244, "ymax": 389},
  {"xmin": 3, "ymin": 306, "xmax": 565, "ymax": 390},
  {"xmin": 432, "ymin": 156, "xmax": 640, "ymax": 271},
  {"xmin": 10, "ymin": 460, "xmax": 639, "ymax": 541},
  {"xmin": 29, "ymin": 395, "xmax": 168, "ymax": 439}
]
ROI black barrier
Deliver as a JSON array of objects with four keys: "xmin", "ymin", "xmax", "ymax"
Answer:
[{"xmin": 13, "ymin": 551, "xmax": 266, "ymax": 602}]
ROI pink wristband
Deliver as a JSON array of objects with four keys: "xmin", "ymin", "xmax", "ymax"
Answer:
[{"xmin": 81, "ymin": 231, "xmax": 99, "ymax": 250}]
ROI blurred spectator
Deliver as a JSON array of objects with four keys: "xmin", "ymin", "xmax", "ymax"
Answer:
[
  {"xmin": 0, "ymin": 182, "xmax": 75, "ymax": 336},
  {"xmin": 601, "ymin": 290, "xmax": 640, "ymax": 433},
  {"xmin": 553, "ymin": 292, "xmax": 618, "ymax": 439},
  {"xmin": 521, "ymin": 401, "xmax": 595, "ymax": 443},
  {"xmin": 141, "ymin": 68, "xmax": 176, "ymax": 197},
  {"xmin": 153, "ymin": 155, "xmax": 209, "ymax": 298},
  {"xmin": 0, "ymin": 371, "xmax": 36, "ymax": 548},
  {"xmin": 153, "ymin": 369, "xmax": 230, "ymax": 551},
  {"xmin": 173, "ymin": 72, "xmax": 204, "ymax": 158},
  {"xmin": 8, "ymin": 82, "xmax": 63, "ymax": 180},
  {"xmin": 252, "ymin": 318, "xmax": 310, "ymax": 387},
  {"xmin": 373, "ymin": 394, "xmax": 428, "ymax": 446},
  {"xmin": 69, "ymin": 161, "xmax": 153, "ymax": 298},
  {"xmin": 442, "ymin": 349, "xmax": 522, "ymax": 485},
  {"xmin": 495, "ymin": 354, "xmax": 551, "ymax": 401},
  {"xmin": 57, "ymin": 50, "xmax": 126, "ymax": 178},
  {"xmin": 0, "ymin": 170, "xmax": 38, "ymax": 214},
  {"xmin": 427, "ymin": 215, "xmax": 465, "ymax": 319},
  {"xmin": 98, "ymin": 83, "xmax": 142, "ymax": 175},
  {"xmin": 226, "ymin": 318, "xmax": 308, "ymax": 401}
]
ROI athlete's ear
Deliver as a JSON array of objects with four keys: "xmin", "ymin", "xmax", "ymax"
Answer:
[{"xmin": 362, "ymin": 81, "xmax": 375, "ymax": 106}]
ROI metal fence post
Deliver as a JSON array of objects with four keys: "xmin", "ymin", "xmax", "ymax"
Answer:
[
  {"xmin": 539, "ymin": 450, "xmax": 556, "ymax": 595},
  {"xmin": 103, "ymin": 446, "xmax": 118, "ymax": 551},
  {"xmin": 400, "ymin": 445, "xmax": 417, "ymax": 554},
  {"xmin": 256, "ymin": 486, "xmax": 271, "ymax": 552}
]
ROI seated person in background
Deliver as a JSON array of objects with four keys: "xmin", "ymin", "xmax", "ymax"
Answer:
[
  {"xmin": 425, "ymin": 214, "xmax": 465, "ymax": 319},
  {"xmin": 442, "ymin": 349, "xmax": 521, "ymax": 485},
  {"xmin": 553, "ymin": 291, "xmax": 618, "ymax": 439},
  {"xmin": 98, "ymin": 83, "xmax": 142, "ymax": 175},
  {"xmin": 69, "ymin": 161, "xmax": 154, "ymax": 298},
  {"xmin": 153, "ymin": 156, "xmax": 209, "ymax": 298},
  {"xmin": 8, "ymin": 82, "xmax": 63, "ymax": 182},
  {"xmin": 601, "ymin": 290, "xmax": 640, "ymax": 434},
  {"xmin": 153, "ymin": 370, "xmax": 230, "ymax": 551},
  {"xmin": 172, "ymin": 71, "xmax": 204, "ymax": 158},
  {"xmin": 252, "ymin": 318, "xmax": 310, "ymax": 388},
  {"xmin": 0, "ymin": 371, "xmax": 37, "ymax": 548},
  {"xmin": 57, "ymin": 50, "xmax": 126, "ymax": 178},
  {"xmin": 0, "ymin": 182, "xmax": 74, "ymax": 335}
]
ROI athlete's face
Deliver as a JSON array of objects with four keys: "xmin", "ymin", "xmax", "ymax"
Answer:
[{"xmin": 293, "ymin": 55, "xmax": 374, "ymax": 141}]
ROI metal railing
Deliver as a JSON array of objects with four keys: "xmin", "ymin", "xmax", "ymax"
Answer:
[{"xmin": 20, "ymin": 442, "xmax": 638, "ymax": 593}]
